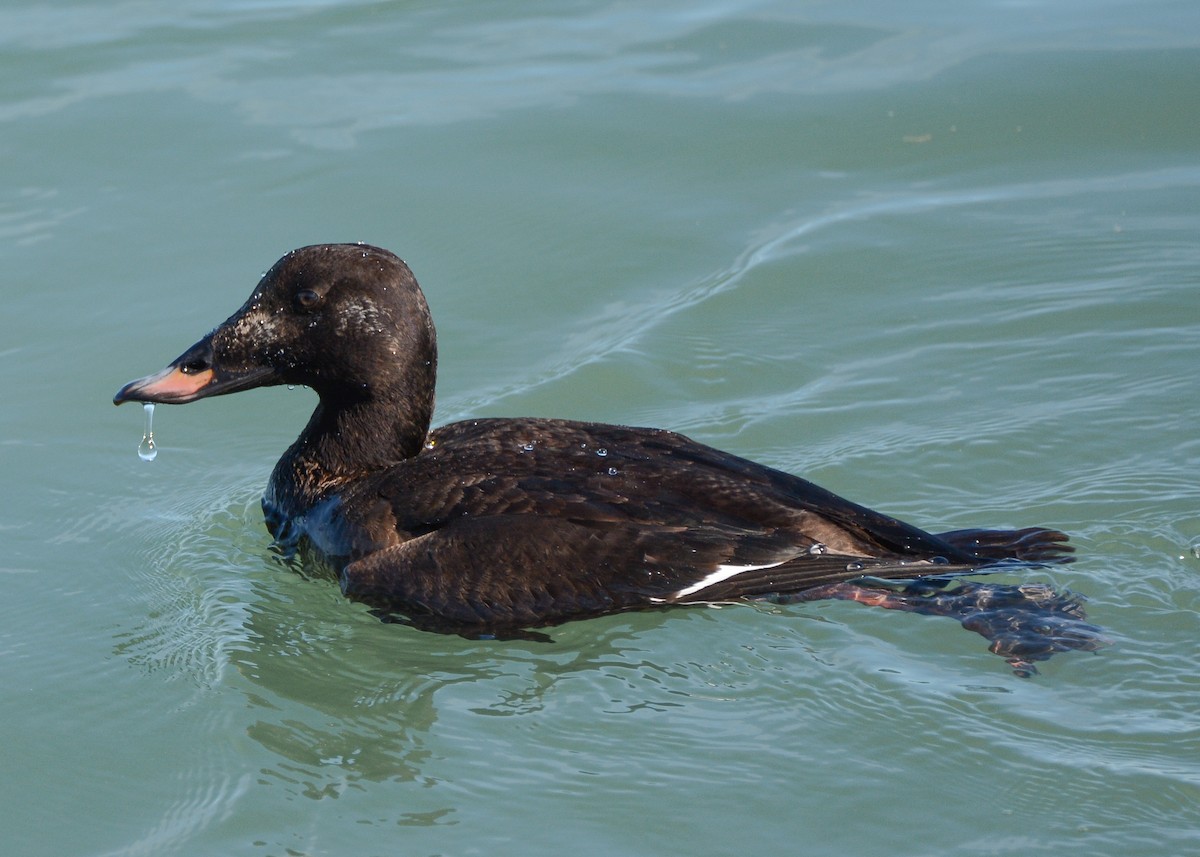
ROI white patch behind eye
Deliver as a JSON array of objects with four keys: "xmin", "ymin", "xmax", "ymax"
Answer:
[{"xmin": 336, "ymin": 297, "xmax": 384, "ymax": 335}]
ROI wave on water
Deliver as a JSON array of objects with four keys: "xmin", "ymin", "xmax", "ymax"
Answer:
[
  {"xmin": 111, "ymin": 477, "xmax": 266, "ymax": 696},
  {"xmin": 443, "ymin": 163, "xmax": 1200, "ymax": 419}
]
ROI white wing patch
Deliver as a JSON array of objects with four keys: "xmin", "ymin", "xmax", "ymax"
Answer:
[{"xmin": 671, "ymin": 561, "xmax": 787, "ymax": 601}]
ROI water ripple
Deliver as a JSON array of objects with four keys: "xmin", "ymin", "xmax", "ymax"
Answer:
[
  {"xmin": 112, "ymin": 478, "xmax": 265, "ymax": 696},
  {"xmin": 446, "ymin": 163, "xmax": 1200, "ymax": 419}
]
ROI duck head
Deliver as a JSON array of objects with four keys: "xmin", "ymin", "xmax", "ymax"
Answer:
[{"xmin": 114, "ymin": 243, "xmax": 438, "ymax": 425}]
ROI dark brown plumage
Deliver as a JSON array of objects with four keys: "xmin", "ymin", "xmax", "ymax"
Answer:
[{"xmin": 115, "ymin": 243, "xmax": 1101, "ymax": 670}]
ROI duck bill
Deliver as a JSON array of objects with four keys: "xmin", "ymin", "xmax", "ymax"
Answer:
[
  {"xmin": 113, "ymin": 363, "xmax": 216, "ymax": 404},
  {"xmin": 113, "ymin": 334, "xmax": 276, "ymax": 406}
]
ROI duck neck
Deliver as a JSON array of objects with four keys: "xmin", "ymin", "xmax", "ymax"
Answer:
[{"xmin": 270, "ymin": 382, "xmax": 434, "ymax": 514}]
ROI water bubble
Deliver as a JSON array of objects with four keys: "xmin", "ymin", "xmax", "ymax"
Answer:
[
  {"xmin": 807, "ymin": 543, "xmax": 827, "ymax": 555},
  {"xmin": 845, "ymin": 561, "xmax": 865, "ymax": 572},
  {"xmin": 138, "ymin": 402, "xmax": 157, "ymax": 461},
  {"xmin": 596, "ymin": 448, "xmax": 608, "ymax": 457},
  {"xmin": 519, "ymin": 441, "xmax": 535, "ymax": 452},
  {"xmin": 607, "ymin": 467, "xmax": 619, "ymax": 476}
]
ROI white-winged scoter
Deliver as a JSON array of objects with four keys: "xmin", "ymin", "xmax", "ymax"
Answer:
[{"xmin": 115, "ymin": 244, "xmax": 1101, "ymax": 671}]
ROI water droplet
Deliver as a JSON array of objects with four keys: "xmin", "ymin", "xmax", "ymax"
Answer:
[
  {"xmin": 520, "ymin": 441, "xmax": 535, "ymax": 452},
  {"xmin": 930, "ymin": 556, "xmax": 950, "ymax": 565},
  {"xmin": 138, "ymin": 402, "xmax": 157, "ymax": 461},
  {"xmin": 845, "ymin": 561, "xmax": 864, "ymax": 572},
  {"xmin": 607, "ymin": 467, "xmax": 619, "ymax": 476},
  {"xmin": 596, "ymin": 448, "xmax": 608, "ymax": 457},
  {"xmin": 807, "ymin": 543, "xmax": 827, "ymax": 555}
]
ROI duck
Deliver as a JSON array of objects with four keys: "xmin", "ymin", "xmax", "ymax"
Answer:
[{"xmin": 115, "ymin": 243, "xmax": 1092, "ymax": 666}]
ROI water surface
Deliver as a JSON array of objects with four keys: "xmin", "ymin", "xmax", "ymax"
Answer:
[{"xmin": 2, "ymin": 2, "xmax": 1199, "ymax": 855}]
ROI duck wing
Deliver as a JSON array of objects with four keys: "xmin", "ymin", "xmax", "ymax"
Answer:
[
  {"xmin": 335, "ymin": 418, "xmax": 1020, "ymax": 630},
  {"xmin": 338, "ymin": 512, "xmax": 973, "ymax": 631},
  {"xmin": 378, "ymin": 417, "xmax": 978, "ymax": 558}
]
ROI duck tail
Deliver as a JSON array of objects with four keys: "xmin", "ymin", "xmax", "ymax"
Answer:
[{"xmin": 933, "ymin": 526, "xmax": 1075, "ymax": 564}]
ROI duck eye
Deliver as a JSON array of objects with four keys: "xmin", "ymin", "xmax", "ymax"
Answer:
[
  {"xmin": 180, "ymin": 358, "xmax": 210, "ymax": 375},
  {"xmin": 295, "ymin": 289, "xmax": 322, "ymax": 310}
]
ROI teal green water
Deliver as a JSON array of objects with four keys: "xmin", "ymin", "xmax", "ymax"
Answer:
[{"xmin": 3, "ymin": 2, "xmax": 1199, "ymax": 855}]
